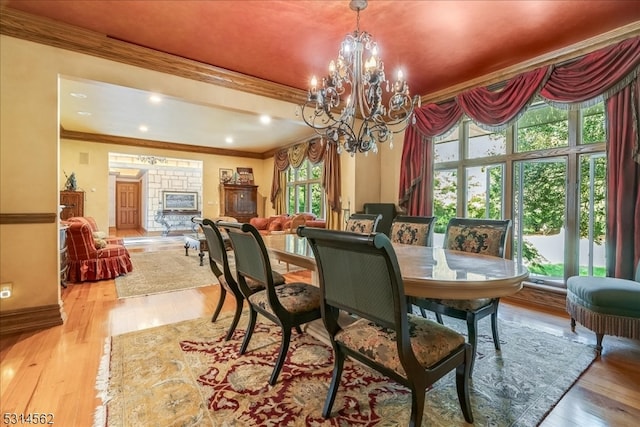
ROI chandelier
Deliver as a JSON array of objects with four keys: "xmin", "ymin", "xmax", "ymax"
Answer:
[
  {"xmin": 300, "ymin": 0, "xmax": 419, "ymax": 155},
  {"xmin": 137, "ymin": 155, "xmax": 167, "ymax": 165}
]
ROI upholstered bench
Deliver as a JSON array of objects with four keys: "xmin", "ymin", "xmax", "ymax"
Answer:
[{"xmin": 566, "ymin": 266, "xmax": 640, "ymax": 354}]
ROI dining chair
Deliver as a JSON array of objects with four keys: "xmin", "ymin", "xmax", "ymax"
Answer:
[
  {"xmin": 299, "ymin": 227, "xmax": 473, "ymax": 426},
  {"xmin": 221, "ymin": 221, "xmax": 322, "ymax": 385},
  {"xmin": 389, "ymin": 215, "xmax": 436, "ymax": 246},
  {"xmin": 415, "ymin": 217, "xmax": 512, "ymax": 375},
  {"xmin": 200, "ymin": 218, "xmax": 286, "ymax": 341},
  {"xmin": 345, "ymin": 213, "xmax": 382, "ymax": 233},
  {"xmin": 390, "ymin": 215, "xmax": 437, "ymax": 317}
]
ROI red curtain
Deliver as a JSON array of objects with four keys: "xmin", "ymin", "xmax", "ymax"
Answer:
[
  {"xmin": 457, "ymin": 68, "xmax": 549, "ymax": 128},
  {"xmin": 398, "ymin": 100, "xmax": 462, "ymax": 215},
  {"xmin": 400, "ymin": 36, "xmax": 640, "ymax": 277},
  {"xmin": 606, "ymin": 80, "xmax": 640, "ymax": 278}
]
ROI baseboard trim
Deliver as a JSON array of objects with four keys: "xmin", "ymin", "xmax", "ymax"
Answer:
[
  {"xmin": 503, "ymin": 282, "xmax": 567, "ymax": 314},
  {"xmin": 0, "ymin": 304, "xmax": 64, "ymax": 335}
]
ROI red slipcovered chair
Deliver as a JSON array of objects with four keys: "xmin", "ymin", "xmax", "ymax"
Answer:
[
  {"xmin": 66, "ymin": 221, "xmax": 133, "ymax": 282},
  {"xmin": 66, "ymin": 216, "xmax": 124, "ymax": 246}
]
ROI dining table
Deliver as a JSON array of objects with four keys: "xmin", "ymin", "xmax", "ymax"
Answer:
[{"xmin": 262, "ymin": 233, "xmax": 529, "ymax": 300}]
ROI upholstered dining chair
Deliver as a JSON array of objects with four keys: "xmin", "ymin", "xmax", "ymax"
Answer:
[
  {"xmin": 414, "ymin": 217, "xmax": 512, "ymax": 375},
  {"xmin": 390, "ymin": 215, "xmax": 436, "ymax": 246},
  {"xmin": 221, "ymin": 221, "xmax": 322, "ymax": 386},
  {"xmin": 345, "ymin": 213, "xmax": 382, "ymax": 234},
  {"xmin": 200, "ymin": 218, "xmax": 286, "ymax": 341},
  {"xmin": 299, "ymin": 227, "xmax": 473, "ymax": 426}
]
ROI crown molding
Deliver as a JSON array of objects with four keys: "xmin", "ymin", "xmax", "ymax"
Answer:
[
  {"xmin": 60, "ymin": 128, "xmax": 266, "ymax": 160},
  {"xmin": 0, "ymin": 8, "xmax": 308, "ymax": 105}
]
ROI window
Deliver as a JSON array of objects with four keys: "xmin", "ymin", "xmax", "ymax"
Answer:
[
  {"xmin": 286, "ymin": 159, "xmax": 324, "ymax": 218},
  {"xmin": 432, "ymin": 101, "xmax": 606, "ymax": 287}
]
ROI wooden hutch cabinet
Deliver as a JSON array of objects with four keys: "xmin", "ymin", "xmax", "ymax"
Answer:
[
  {"xmin": 220, "ymin": 184, "xmax": 258, "ymax": 223},
  {"xmin": 60, "ymin": 190, "xmax": 85, "ymax": 220}
]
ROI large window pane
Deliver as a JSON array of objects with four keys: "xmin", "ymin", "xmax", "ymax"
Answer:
[
  {"xmin": 433, "ymin": 169, "xmax": 457, "ymax": 245},
  {"xmin": 517, "ymin": 104, "xmax": 568, "ymax": 152},
  {"xmin": 468, "ymin": 123, "xmax": 506, "ymax": 159},
  {"xmin": 582, "ymin": 103, "xmax": 606, "ymax": 145},
  {"xmin": 578, "ymin": 154, "xmax": 606, "ymax": 276},
  {"xmin": 434, "ymin": 128, "xmax": 459, "ymax": 162},
  {"xmin": 514, "ymin": 158, "xmax": 567, "ymax": 282},
  {"xmin": 465, "ymin": 165, "xmax": 503, "ymax": 219}
]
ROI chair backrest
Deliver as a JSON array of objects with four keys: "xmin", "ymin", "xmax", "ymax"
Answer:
[
  {"xmin": 220, "ymin": 221, "xmax": 280, "ymax": 304},
  {"xmin": 300, "ymin": 227, "xmax": 407, "ymax": 331},
  {"xmin": 444, "ymin": 217, "xmax": 512, "ymax": 258},
  {"xmin": 345, "ymin": 213, "xmax": 382, "ymax": 234},
  {"xmin": 390, "ymin": 215, "xmax": 436, "ymax": 246},
  {"xmin": 200, "ymin": 218, "xmax": 230, "ymax": 279},
  {"xmin": 363, "ymin": 203, "xmax": 397, "ymax": 236}
]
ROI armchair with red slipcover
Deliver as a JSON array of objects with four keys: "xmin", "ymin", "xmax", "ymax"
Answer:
[
  {"xmin": 66, "ymin": 221, "xmax": 133, "ymax": 282},
  {"xmin": 66, "ymin": 216, "xmax": 124, "ymax": 246}
]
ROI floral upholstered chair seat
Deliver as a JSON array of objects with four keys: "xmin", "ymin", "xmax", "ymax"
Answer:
[
  {"xmin": 336, "ymin": 315, "xmax": 465, "ymax": 376},
  {"xmin": 249, "ymin": 283, "xmax": 321, "ymax": 315}
]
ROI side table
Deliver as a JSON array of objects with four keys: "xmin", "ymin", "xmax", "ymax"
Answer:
[{"xmin": 184, "ymin": 233, "xmax": 208, "ymax": 266}]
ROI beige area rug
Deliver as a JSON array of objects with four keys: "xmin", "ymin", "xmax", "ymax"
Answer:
[
  {"xmin": 94, "ymin": 312, "xmax": 596, "ymax": 426},
  {"xmin": 115, "ymin": 249, "xmax": 305, "ymax": 298}
]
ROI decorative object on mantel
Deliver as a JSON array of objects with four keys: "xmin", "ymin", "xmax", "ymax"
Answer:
[
  {"xmin": 298, "ymin": 0, "xmax": 419, "ymax": 155},
  {"xmin": 137, "ymin": 155, "xmax": 167, "ymax": 165},
  {"xmin": 63, "ymin": 171, "xmax": 77, "ymax": 191}
]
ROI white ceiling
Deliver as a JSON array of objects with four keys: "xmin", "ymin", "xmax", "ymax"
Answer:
[{"xmin": 59, "ymin": 76, "xmax": 314, "ymax": 154}]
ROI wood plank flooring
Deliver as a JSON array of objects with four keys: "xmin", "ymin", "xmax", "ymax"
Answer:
[{"xmin": 1, "ymin": 229, "xmax": 639, "ymax": 426}]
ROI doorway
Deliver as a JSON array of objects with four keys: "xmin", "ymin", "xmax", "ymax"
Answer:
[{"xmin": 116, "ymin": 181, "xmax": 140, "ymax": 230}]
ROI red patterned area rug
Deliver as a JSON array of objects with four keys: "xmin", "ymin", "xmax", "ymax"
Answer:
[{"xmin": 94, "ymin": 312, "xmax": 595, "ymax": 426}]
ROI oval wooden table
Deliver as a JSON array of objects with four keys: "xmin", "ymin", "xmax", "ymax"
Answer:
[{"xmin": 262, "ymin": 234, "xmax": 529, "ymax": 299}]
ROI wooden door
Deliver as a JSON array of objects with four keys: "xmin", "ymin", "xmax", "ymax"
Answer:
[{"xmin": 116, "ymin": 182, "xmax": 139, "ymax": 229}]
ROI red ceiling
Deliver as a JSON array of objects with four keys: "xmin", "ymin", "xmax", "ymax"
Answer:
[{"xmin": 4, "ymin": 0, "xmax": 640, "ymax": 97}]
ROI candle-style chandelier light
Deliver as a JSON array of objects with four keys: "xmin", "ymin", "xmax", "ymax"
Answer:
[{"xmin": 299, "ymin": 0, "xmax": 419, "ymax": 155}]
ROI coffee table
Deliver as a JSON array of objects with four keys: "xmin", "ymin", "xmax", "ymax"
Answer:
[{"xmin": 184, "ymin": 233, "xmax": 208, "ymax": 266}]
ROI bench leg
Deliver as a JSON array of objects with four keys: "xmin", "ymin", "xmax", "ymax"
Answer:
[
  {"xmin": 570, "ymin": 317, "xmax": 576, "ymax": 331},
  {"xmin": 595, "ymin": 333, "xmax": 604, "ymax": 356}
]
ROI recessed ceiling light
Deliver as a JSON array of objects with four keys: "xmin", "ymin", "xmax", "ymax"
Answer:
[
  {"xmin": 139, "ymin": 125, "xmax": 148, "ymax": 132},
  {"xmin": 260, "ymin": 115, "xmax": 272, "ymax": 125},
  {"xmin": 225, "ymin": 137, "xmax": 233, "ymax": 144},
  {"xmin": 149, "ymin": 94, "xmax": 162, "ymax": 103},
  {"xmin": 70, "ymin": 92, "xmax": 87, "ymax": 98},
  {"xmin": 77, "ymin": 111, "xmax": 92, "ymax": 116}
]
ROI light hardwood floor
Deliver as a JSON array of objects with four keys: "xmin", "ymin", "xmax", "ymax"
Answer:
[{"xmin": 1, "ymin": 231, "xmax": 639, "ymax": 426}]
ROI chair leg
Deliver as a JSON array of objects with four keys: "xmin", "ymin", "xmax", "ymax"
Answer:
[
  {"xmin": 435, "ymin": 312, "xmax": 444, "ymax": 324},
  {"xmin": 294, "ymin": 325, "xmax": 303, "ymax": 334},
  {"xmin": 456, "ymin": 346, "xmax": 474, "ymax": 423},
  {"xmin": 491, "ymin": 311, "xmax": 501, "ymax": 351},
  {"xmin": 240, "ymin": 308, "xmax": 257, "ymax": 354},
  {"xmin": 323, "ymin": 347, "xmax": 346, "ymax": 418},
  {"xmin": 410, "ymin": 383, "xmax": 426, "ymax": 427},
  {"xmin": 466, "ymin": 316, "xmax": 478, "ymax": 376},
  {"xmin": 269, "ymin": 327, "xmax": 292, "ymax": 386},
  {"xmin": 225, "ymin": 298, "xmax": 244, "ymax": 341},
  {"xmin": 211, "ymin": 288, "xmax": 227, "ymax": 322}
]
